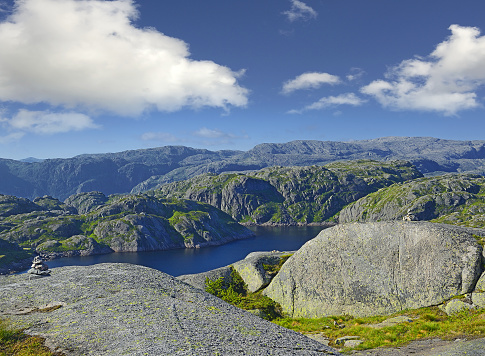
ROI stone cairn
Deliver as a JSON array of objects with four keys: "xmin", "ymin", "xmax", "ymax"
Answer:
[{"xmin": 28, "ymin": 256, "xmax": 50, "ymax": 276}]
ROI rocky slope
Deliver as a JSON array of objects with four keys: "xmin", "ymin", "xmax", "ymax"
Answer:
[
  {"xmin": 0, "ymin": 263, "xmax": 340, "ymax": 355},
  {"xmin": 152, "ymin": 160, "xmax": 422, "ymax": 225},
  {"xmin": 0, "ymin": 192, "xmax": 253, "ymax": 272},
  {"xmin": 339, "ymin": 173, "xmax": 485, "ymax": 227},
  {"xmin": 2, "ymin": 137, "xmax": 485, "ymax": 200}
]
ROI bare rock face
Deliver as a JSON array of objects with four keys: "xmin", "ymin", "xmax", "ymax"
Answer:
[
  {"xmin": 177, "ymin": 265, "xmax": 233, "ymax": 291},
  {"xmin": 232, "ymin": 251, "xmax": 295, "ymax": 292},
  {"xmin": 0, "ymin": 264, "xmax": 340, "ymax": 356},
  {"xmin": 264, "ymin": 222, "xmax": 485, "ymax": 318}
]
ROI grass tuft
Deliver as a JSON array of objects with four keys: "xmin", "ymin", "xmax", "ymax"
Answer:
[{"xmin": 0, "ymin": 318, "xmax": 63, "ymax": 356}]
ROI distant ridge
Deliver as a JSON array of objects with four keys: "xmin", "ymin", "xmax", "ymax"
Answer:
[
  {"xmin": 19, "ymin": 157, "xmax": 44, "ymax": 163},
  {"xmin": 1, "ymin": 137, "xmax": 485, "ymax": 200}
]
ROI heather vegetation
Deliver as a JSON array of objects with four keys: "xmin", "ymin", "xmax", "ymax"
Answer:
[{"xmin": 339, "ymin": 173, "xmax": 485, "ymax": 227}]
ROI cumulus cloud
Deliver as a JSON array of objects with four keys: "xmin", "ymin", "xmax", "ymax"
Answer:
[
  {"xmin": 194, "ymin": 127, "xmax": 237, "ymax": 139},
  {"xmin": 6, "ymin": 110, "xmax": 99, "ymax": 134},
  {"xmin": 283, "ymin": 0, "xmax": 317, "ymax": 22},
  {"xmin": 0, "ymin": 0, "xmax": 248, "ymax": 116},
  {"xmin": 289, "ymin": 93, "xmax": 366, "ymax": 113},
  {"xmin": 282, "ymin": 72, "xmax": 340, "ymax": 94},
  {"xmin": 140, "ymin": 132, "xmax": 182, "ymax": 143},
  {"xmin": 361, "ymin": 25, "xmax": 485, "ymax": 115}
]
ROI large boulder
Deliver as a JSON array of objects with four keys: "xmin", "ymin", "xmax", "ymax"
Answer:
[
  {"xmin": 264, "ymin": 222, "xmax": 485, "ymax": 318},
  {"xmin": 232, "ymin": 251, "xmax": 295, "ymax": 292},
  {"xmin": 0, "ymin": 264, "xmax": 340, "ymax": 356}
]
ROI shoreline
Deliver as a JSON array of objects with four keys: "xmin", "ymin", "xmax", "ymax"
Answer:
[{"xmin": 0, "ymin": 223, "xmax": 329, "ymax": 275}]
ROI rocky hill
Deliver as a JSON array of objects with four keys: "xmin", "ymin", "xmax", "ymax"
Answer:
[
  {"xmin": 152, "ymin": 160, "xmax": 422, "ymax": 225},
  {"xmin": 339, "ymin": 173, "xmax": 485, "ymax": 228},
  {"xmin": 1, "ymin": 137, "xmax": 485, "ymax": 200},
  {"xmin": 0, "ymin": 192, "xmax": 253, "ymax": 273}
]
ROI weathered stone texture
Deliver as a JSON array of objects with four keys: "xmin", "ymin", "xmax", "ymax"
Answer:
[
  {"xmin": 264, "ymin": 222, "xmax": 484, "ymax": 317},
  {"xmin": 0, "ymin": 263, "xmax": 340, "ymax": 355}
]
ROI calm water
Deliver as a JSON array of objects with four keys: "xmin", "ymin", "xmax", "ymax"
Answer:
[{"xmin": 46, "ymin": 226, "xmax": 323, "ymax": 276}]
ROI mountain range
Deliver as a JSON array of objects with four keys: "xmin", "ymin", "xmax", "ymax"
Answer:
[{"xmin": 2, "ymin": 136, "xmax": 485, "ymax": 201}]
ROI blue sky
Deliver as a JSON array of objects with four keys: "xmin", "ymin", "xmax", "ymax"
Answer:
[{"xmin": 1, "ymin": 0, "xmax": 485, "ymax": 160}]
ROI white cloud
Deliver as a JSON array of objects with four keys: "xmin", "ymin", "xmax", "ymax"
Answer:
[
  {"xmin": 194, "ymin": 127, "xmax": 236, "ymax": 139},
  {"xmin": 0, "ymin": 132, "xmax": 25, "ymax": 144},
  {"xmin": 289, "ymin": 93, "xmax": 366, "ymax": 113},
  {"xmin": 361, "ymin": 25, "xmax": 485, "ymax": 115},
  {"xmin": 283, "ymin": 0, "xmax": 317, "ymax": 22},
  {"xmin": 140, "ymin": 132, "xmax": 182, "ymax": 143},
  {"xmin": 346, "ymin": 68, "xmax": 365, "ymax": 82},
  {"xmin": 0, "ymin": 0, "xmax": 249, "ymax": 116},
  {"xmin": 282, "ymin": 72, "xmax": 340, "ymax": 94},
  {"xmin": 0, "ymin": 2, "xmax": 8, "ymax": 13},
  {"xmin": 7, "ymin": 110, "xmax": 99, "ymax": 134}
]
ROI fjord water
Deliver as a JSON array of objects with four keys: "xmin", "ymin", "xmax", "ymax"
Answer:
[{"xmin": 46, "ymin": 226, "xmax": 324, "ymax": 277}]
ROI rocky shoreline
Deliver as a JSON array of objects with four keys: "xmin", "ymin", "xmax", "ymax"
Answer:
[
  {"xmin": 0, "ymin": 228, "xmax": 256, "ymax": 275},
  {"xmin": 241, "ymin": 221, "xmax": 337, "ymax": 227},
  {"xmin": 0, "ymin": 220, "xmax": 329, "ymax": 275}
]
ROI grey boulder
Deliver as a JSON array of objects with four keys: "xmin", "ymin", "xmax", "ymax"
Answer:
[
  {"xmin": 232, "ymin": 251, "xmax": 295, "ymax": 292},
  {"xmin": 264, "ymin": 222, "xmax": 484, "ymax": 317},
  {"xmin": 177, "ymin": 265, "xmax": 233, "ymax": 291}
]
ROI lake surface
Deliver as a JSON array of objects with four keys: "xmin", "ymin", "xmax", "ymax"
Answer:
[{"xmin": 46, "ymin": 226, "xmax": 324, "ymax": 276}]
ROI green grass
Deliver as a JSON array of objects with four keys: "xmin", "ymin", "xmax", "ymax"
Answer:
[
  {"xmin": 205, "ymin": 268, "xmax": 282, "ymax": 320},
  {"xmin": 272, "ymin": 306, "xmax": 485, "ymax": 352},
  {"xmin": 0, "ymin": 319, "xmax": 62, "ymax": 356},
  {"xmin": 262, "ymin": 254, "xmax": 293, "ymax": 275}
]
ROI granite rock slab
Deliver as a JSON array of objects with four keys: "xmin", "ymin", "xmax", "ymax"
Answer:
[{"xmin": 0, "ymin": 263, "xmax": 340, "ymax": 355}]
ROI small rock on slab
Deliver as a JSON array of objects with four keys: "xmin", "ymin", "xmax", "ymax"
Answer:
[
  {"xmin": 305, "ymin": 333, "xmax": 331, "ymax": 346},
  {"xmin": 472, "ymin": 292, "xmax": 485, "ymax": 308},
  {"xmin": 443, "ymin": 299, "xmax": 474, "ymax": 315},
  {"xmin": 336, "ymin": 336, "xmax": 361, "ymax": 345},
  {"xmin": 345, "ymin": 340, "xmax": 363, "ymax": 348},
  {"xmin": 369, "ymin": 315, "xmax": 414, "ymax": 328}
]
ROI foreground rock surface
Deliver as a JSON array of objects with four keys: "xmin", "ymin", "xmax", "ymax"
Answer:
[
  {"xmin": 264, "ymin": 222, "xmax": 485, "ymax": 318},
  {"xmin": 350, "ymin": 338, "xmax": 485, "ymax": 356},
  {"xmin": 0, "ymin": 263, "xmax": 340, "ymax": 356}
]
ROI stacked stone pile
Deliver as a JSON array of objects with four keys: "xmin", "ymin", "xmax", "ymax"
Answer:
[{"xmin": 27, "ymin": 256, "xmax": 50, "ymax": 276}]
